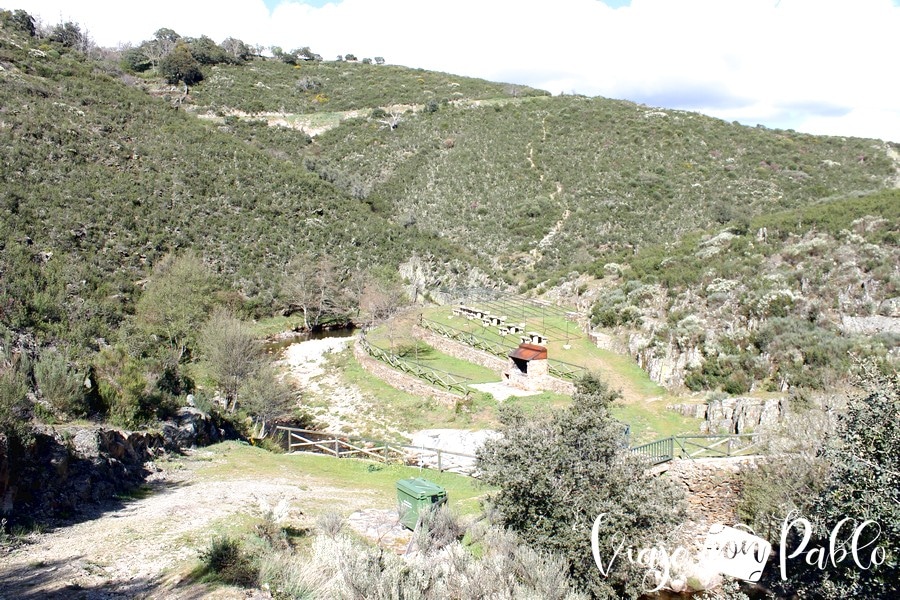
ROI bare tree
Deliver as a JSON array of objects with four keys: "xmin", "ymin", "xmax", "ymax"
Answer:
[
  {"xmin": 359, "ymin": 276, "xmax": 406, "ymax": 327},
  {"xmin": 240, "ymin": 364, "xmax": 295, "ymax": 438},
  {"xmin": 200, "ymin": 308, "xmax": 260, "ymax": 412},
  {"xmin": 377, "ymin": 108, "xmax": 403, "ymax": 131},
  {"xmin": 142, "ymin": 27, "xmax": 179, "ymax": 68},
  {"xmin": 281, "ymin": 255, "xmax": 355, "ymax": 330}
]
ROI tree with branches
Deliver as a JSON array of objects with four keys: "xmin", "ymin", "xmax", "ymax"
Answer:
[
  {"xmin": 200, "ymin": 308, "xmax": 260, "ymax": 413},
  {"xmin": 479, "ymin": 373, "xmax": 686, "ymax": 598}
]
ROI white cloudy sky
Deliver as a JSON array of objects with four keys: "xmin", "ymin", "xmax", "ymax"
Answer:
[{"xmin": 12, "ymin": 0, "xmax": 900, "ymax": 142}]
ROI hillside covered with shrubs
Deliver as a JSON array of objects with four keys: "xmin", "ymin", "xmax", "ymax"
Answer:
[{"xmin": 1, "ymin": 9, "xmax": 899, "ymax": 600}]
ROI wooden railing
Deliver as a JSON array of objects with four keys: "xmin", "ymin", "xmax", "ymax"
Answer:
[
  {"xmin": 420, "ymin": 317, "xmax": 587, "ymax": 382},
  {"xmin": 630, "ymin": 433, "xmax": 762, "ymax": 466},
  {"xmin": 359, "ymin": 334, "xmax": 472, "ymax": 395},
  {"xmin": 277, "ymin": 427, "xmax": 762, "ymax": 476},
  {"xmin": 276, "ymin": 427, "xmax": 479, "ymax": 475}
]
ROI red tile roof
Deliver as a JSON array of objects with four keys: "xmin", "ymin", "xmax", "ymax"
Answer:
[{"xmin": 508, "ymin": 343, "xmax": 548, "ymax": 361}]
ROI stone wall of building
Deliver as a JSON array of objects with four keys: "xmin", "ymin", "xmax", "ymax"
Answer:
[{"xmin": 647, "ymin": 456, "xmax": 765, "ymax": 593}]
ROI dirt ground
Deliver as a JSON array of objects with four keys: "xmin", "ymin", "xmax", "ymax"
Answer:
[
  {"xmin": 0, "ymin": 447, "xmax": 380, "ymax": 600},
  {"xmin": 0, "ymin": 336, "xmax": 495, "ymax": 599}
]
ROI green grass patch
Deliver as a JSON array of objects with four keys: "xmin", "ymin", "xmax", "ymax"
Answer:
[
  {"xmin": 366, "ymin": 322, "xmax": 500, "ymax": 385},
  {"xmin": 250, "ymin": 314, "xmax": 307, "ymax": 337},
  {"xmin": 498, "ymin": 391, "xmax": 572, "ymax": 416},
  {"xmin": 317, "ymin": 349, "xmax": 499, "ymax": 435},
  {"xmin": 191, "ymin": 441, "xmax": 489, "ymax": 516},
  {"xmin": 612, "ymin": 401, "xmax": 704, "ymax": 444}
]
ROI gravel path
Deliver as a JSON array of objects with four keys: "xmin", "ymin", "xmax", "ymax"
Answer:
[{"xmin": 0, "ymin": 447, "xmax": 374, "ymax": 600}]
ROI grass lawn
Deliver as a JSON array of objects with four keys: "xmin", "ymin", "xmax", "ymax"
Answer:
[
  {"xmin": 190, "ymin": 441, "xmax": 490, "ymax": 516},
  {"xmin": 612, "ymin": 401, "xmax": 703, "ymax": 444},
  {"xmin": 366, "ymin": 315, "xmax": 501, "ymax": 385},
  {"xmin": 315, "ymin": 349, "xmax": 502, "ymax": 436},
  {"xmin": 251, "ymin": 314, "xmax": 307, "ymax": 337},
  {"xmin": 422, "ymin": 305, "xmax": 667, "ymax": 402}
]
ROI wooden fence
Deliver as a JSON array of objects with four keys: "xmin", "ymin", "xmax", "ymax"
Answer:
[
  {"xmin": 359, "ymin": 333, "xmax": 472, "ymax": 395},
  {"xmin": 276, "ymin": 427, "xmax": 479, "ymax": 475},
  {"xmin": 419, "ymin": 317, "xmax": 587, "ymax": 382},
  {"xmin": 276, "ymin": 427, "xmax": 762, "ymax": 477},
  {"xmin": 630, "ymin": 433, "xmax": 761, "ymax": 466}
]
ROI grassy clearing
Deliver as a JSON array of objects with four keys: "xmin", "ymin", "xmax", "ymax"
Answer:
[
  {"xmin": 306, "ymin": 351, "xmax": 496, "ymax": 442},
  {"xmin": 422, "ymin": 305, "xmax": 667, "ymax": 402},
  {"xmin": 189, "ymin": 441, "xmax": 489, "ymax": 516},
  {"xmin": 612, "ymin": 401, "xmax": 704, "ymax": 444},
  {"xmin": 250, "ymin": 315, "xmax": 306, "ymax": 338},
  {"xmin": 303, "ymin": 348, "xmax": 575, "ymax": 436},
  {"xmin": 367, "ymin": 325, "xmax": 499, "ymax": 385}
]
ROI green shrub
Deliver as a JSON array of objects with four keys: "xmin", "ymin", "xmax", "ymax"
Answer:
[
  {"xmin": 95, "ymin": 347, "xmax": 152, "ymax": 428},
  {"xmin": 34, "ymin": 350, "xmax": 85, "ymax": 418},
  {"xmin": 478, "ymin": 373, "xmax": 685, "ymax": 598},
  {"xmin": 0, "ymin": 368, "xmax": 32, "ymax": 446},
  {"xmin": 158, "ymin": 43, "xmax": 203, "ymax": 85},
  {"xmin": 200, "ymin": 536, "xmax": 257, "ymax": 586}
]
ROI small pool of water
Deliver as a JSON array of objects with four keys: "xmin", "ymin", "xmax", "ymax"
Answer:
[{"xmin": 263, "ymin": 327, "xmax": 356, "ymax": 355}]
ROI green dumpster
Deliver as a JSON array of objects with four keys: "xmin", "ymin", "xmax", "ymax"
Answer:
[{"xmin": 396, "ymin": 478, "xmax": 447, "ymax": 530}]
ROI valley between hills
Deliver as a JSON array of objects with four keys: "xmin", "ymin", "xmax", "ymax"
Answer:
[{"xmin": 1, "ymin": 11, "xmax": 898, "ymax": 599}]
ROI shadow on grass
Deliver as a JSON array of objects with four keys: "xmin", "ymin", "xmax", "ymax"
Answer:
[{"xmin": 0, "ymin": 554, "xmax": 232, "ymax": 599}]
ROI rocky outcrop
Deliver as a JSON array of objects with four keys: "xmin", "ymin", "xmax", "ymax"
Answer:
[
  {"xmin": 629, "ymin": 334, "xmax": 703, "ymax": 389},
  {"xmin": 0, "ymin": 408, "xmax": 231, "ymax": 525},
  {"xmin": 668, "ymin": 396, "xmax": 786, "ymax": 434},
  {"xmin": 840, "ymin": 314, "xmax": 900, "ymax": 335},
  {"xmin": 161, "ymin": 407, "xmax": 228, "ymax": 448}
]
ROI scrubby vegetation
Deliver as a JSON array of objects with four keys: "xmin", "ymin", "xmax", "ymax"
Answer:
[
  {"xmin": 291, "ymin": 93, "xmax": 894, "ymax": 287},
  {"xmin": 191, "ymin": 58, "xmax": 548, "ymax": 115},
  {"xmin": 0, "ymin": 10, "xmax": 897, "ymax": 598},
  {"xmin": 199, "ymin": 507, "xmax": 587, "ymax": 599},
  {"xmin": 587, "ymin": 190, "xmax": 898, "ymax": 393},
  {"xmin": 479, "ymin": 374, "xmax": 687, "ymax": 598},
  {"xmin": 736, "ymin": 364, "xmax": 899, "ymax": 598}
]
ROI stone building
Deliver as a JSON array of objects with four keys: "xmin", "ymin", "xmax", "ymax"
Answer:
[{"xmin": 505, "ymin": 342, "xmax": 549, "ymax": 391}]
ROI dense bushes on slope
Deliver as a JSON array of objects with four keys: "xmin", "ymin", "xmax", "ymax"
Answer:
[
  {"xmin": 190, "ymin": 58, "xmax": 548, "ymax": 115},
  {"xmin": 588, "ymin": 191, "xmax": 899, "ymax": 392},
  {"xmin": 281, "ymin": 96, "xmax": 895, "ymax": 284}
]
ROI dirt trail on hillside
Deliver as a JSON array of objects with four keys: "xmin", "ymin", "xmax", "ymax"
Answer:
[{"xmin": 0, "ymin": 449, "xmax": 376, "ymax": 599}]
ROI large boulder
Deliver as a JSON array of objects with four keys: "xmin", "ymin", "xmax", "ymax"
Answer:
[{"xmin": 161, "ymin": 407, "xmax": 224, "ymax": 449}]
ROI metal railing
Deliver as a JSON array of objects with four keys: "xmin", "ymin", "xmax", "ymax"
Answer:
[{"xmin": 630, "ymin": 433, "xmax": 762, "ymax": 466}]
